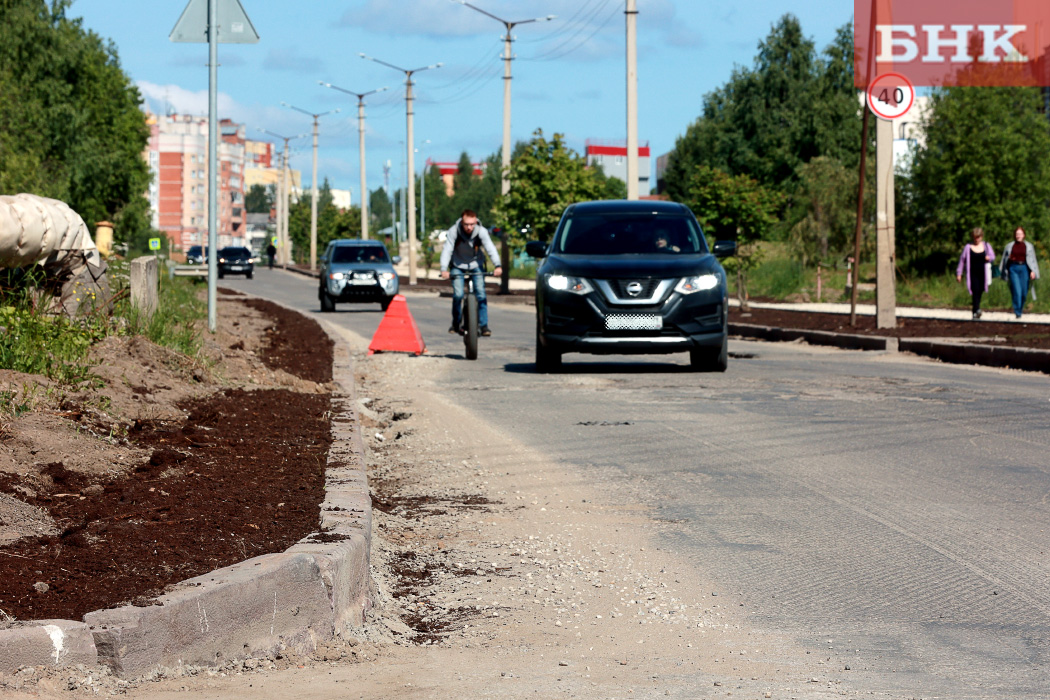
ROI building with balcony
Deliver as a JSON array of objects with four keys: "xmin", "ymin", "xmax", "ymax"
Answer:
[{"xmin": 146, "ymin": 113, "xmax": 248, "ymax": 251}]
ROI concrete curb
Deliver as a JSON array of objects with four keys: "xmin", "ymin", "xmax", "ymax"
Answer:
[
  {"xmin": 0, "ymin": 309, "xmax": 372, "ymax": 677},
  {"xmin": 729, "ymin": 322, "xmax": 897, "ymax": 352},
  {"xmin": 730, "ymin": 322, "xmax": 1050, "ymax": 374}
]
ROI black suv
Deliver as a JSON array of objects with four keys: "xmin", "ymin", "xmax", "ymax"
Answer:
[
  {"xmin": 217, "ymin": 246, "xmax": 254, "ymax": 279},
  {"xmin": 527, "ymin": 200, "xmax": 735, "ymax": 372}
]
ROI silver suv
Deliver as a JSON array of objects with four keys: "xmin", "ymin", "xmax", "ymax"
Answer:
[{"xmin": 318, "ymin": 239, "xmax": 400, "ymax": 312}]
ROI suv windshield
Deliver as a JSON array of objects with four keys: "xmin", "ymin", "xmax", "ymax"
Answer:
[
  {"xmin": 220, "ymin": 247, "xmax": 251, "ymax": 258},
  {"xmin": 554, "ymin": 214, "xmax": 707, "ymax": 256},
  {"xmin": 331, "ymin": 246, "xmax": 389, "ymax": 264}
]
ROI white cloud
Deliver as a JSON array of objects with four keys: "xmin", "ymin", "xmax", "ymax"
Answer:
[{"xmin": 262, "ymin": 48, "xmax": 323, "ymax": 73}]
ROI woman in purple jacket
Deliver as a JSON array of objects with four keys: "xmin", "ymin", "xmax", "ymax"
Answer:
[{"xmin": 955, "ymin": 227, "xmax": 995, "ymax": 319}]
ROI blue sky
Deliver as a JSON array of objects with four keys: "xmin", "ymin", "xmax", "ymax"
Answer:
[{"xmin": 72, "ymin": 0, "xmax": 851, "ymax": 202}]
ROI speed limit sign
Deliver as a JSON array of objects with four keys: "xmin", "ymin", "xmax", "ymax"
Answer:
[{"xmin": 866, "ymin": 73, "xmax": 915, "ymax": 120}]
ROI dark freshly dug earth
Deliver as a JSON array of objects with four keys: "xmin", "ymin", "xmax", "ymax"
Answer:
[
  {"xmin": 0, "ymin": 298, "xmax": 334, "ymax": 621},
  {"xmin": 731, "ymin": 306, "xmax": 1050, "ymax": 349}
]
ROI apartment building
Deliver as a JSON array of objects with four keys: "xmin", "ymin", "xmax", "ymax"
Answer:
[
  {"xmin": 146, "ymin": 113, "xmax": 247, "ymax": 251},
  {"xmin": 584, "ymin": 139, "xmax": 651, "ymax": 195}
]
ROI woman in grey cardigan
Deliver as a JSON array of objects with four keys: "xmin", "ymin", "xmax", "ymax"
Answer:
[{"xmin": 999, "ymin": 227, "xmax": 1041, "ymax": 318}]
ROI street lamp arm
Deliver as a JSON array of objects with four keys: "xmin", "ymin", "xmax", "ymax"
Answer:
[
  {"xmin": 320, "ymin": 82, "xmax": 390, "ymax": 100},
  {"xmin": 452, "ymin": 0, "xmax": 556, "ymax": 29}
]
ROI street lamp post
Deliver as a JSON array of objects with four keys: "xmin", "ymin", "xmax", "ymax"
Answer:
[
  {"xmin": 360, "ymin": 53, "xmax": 442, "ymax": 286},
  {"xmin": 318, "ymin": 82, "xmax": 388, "ymax": 240},
  {"xmin": 625, "ymin": 0, "xmax": 639, "ymax": 200},
  {"xmin": 258, "ymin": 129, "xmax": 306, "ymax": 266},
  {"xmin": 450, "ymin": 1, "xmax": 555, "ymax": 291},
  {"xmin": 281, "ymin": 102, "xmax": 340, "ymax": 272}
]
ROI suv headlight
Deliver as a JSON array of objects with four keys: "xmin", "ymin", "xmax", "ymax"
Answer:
[
  {"xmin": 675, "ymin": 274, "xmax": 719, "ymax": 294},
  {"xmin": 546, "ymin": 274, "xmax": 593, "ymax": 295},
  {"xmin": 329, "ymin": 272, "xmax": 345, "ymax": 281},
  {"xmin": 379, "ymin": 272, "xmax": 396, "ymax": 281}
]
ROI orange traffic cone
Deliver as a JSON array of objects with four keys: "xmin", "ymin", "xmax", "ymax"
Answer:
[{"xmin": 368, "ymin": 295, "xmax": 426, "ymax": 356}]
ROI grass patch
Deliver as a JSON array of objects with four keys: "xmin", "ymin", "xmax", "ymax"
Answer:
[{"xmin": 0, "ymin": 260, "xmax": 206, "ymax": 394}]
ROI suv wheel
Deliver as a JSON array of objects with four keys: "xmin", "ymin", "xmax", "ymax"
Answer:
[
  {"xmin": 320, "ymin": 290, "xmax": 335, "ymax": 312},
  {"xmin": 535, "ymin": 325, "xmax": 561, "ymax": 373},
  {"xmin": 690, "ymin": 334, "xmax": 727, "ymax": 372},
  {"xmin": 380, "ymin": 297, "xmax": 392, "ymax": 312}
]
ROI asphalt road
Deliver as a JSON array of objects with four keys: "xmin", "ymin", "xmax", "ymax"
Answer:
[{"xmin": 226, "ymin": 268, "xmax": 1050, "ymax": 698}]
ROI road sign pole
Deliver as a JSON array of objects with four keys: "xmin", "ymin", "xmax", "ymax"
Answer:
[
  {"xmin": 207, "ymin": 0, "xmax": 218, "ymax": 333},
  {"xmin": 876, "ymin": 116, "xmax": 897, "ymax": 328}
]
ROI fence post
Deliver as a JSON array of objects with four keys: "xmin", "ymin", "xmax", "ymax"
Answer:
[{"xmin": 130, "ymin": 255, "xmax": 159, "ymax": 319}]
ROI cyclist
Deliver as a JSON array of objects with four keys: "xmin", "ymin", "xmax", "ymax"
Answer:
[{"xmin": 439, "ymin": 209, "xmax": 503, "ymax": 336}]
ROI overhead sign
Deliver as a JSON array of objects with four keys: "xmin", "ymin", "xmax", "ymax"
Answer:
[
  {"xmin": 148, "ymin": 237, "xmax": 162, "ymax": 251},
  {"xmin": 855, "ymin": 0, "xmax": 1050, "ymax": 87},
  {"xmin": 866, "ymin": 73, "xmax": 915, "ymax": 120},
  {"xmin": 170, "ymin": 0, "xmax": 260, "ymax": 44}
]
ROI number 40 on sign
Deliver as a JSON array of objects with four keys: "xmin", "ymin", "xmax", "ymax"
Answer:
[{"xmin": 866, "ymin": 73, "xmax": 915, "ymax": 120}]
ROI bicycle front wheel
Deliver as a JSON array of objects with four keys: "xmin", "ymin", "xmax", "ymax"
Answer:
[{"xmin": 464, "ymin": 293, "xmax": 479, "ymax": 360}]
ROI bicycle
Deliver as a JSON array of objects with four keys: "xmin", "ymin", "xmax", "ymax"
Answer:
[{"xmin": 460, "ymin": 272, "xmax": 486, "ymax": 361}]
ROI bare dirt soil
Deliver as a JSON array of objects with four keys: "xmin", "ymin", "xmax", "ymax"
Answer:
[{"xmin": 0, "ymin": 290, "xmax": 333, "ymax": 621}]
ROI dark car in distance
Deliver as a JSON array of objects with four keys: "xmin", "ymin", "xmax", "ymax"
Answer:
[
  {"xmin": 527, "ymin": 200, "xmax": 736, "ymax": 373},
  {"xmin": 217, "ymin": 246, "xmax": 254, "ymax": 279},
  {"xmin": 185, "ymin": 245, "xmax": 207, "ymax": 265}
]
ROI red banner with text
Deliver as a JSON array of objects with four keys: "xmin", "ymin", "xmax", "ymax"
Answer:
[{"xmin": 855, "ymin": 0, "xmax": 1050, "ymax": 87}]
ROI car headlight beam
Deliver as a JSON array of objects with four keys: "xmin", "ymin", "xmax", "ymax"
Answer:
[
  {"xmin": 546, "ymin": 274, "xmax": 593, "ymax": 295},
  {"xmin": 675, "ymin": 274, "xmax": 719, "ymax": 294},
  {"xmin": 329, "ymin": 272, "xmax": 345, "ymax": 281}
]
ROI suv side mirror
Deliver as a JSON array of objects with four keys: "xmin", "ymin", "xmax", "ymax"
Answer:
[
  {"xmin": 391, "ymin": 255, "xmax": 402, "ymax": 264},
  {"xmin": 712, "ymin": 240, "xmax": 737, "ymax": 259},
  {"xmin": 525, "ymin": 240, "xmax": 548, "ymax": 259}
]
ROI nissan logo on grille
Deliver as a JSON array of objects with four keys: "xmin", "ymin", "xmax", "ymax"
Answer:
[{"xmin": 625, "ymin": 281, "xmax": 643, "ymax": 297}]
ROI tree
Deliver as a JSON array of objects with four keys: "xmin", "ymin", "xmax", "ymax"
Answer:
[
  {"xmin": 662, "ymin": 17, "xmax": 860, "ymax": 202},
  {"xmin": 369, "ymin": 187, "xmax": 392, "ymax": 232},
  {"xmin": 245, "ymin": 184, "xmax": 272, "ymax": 214},
  {"xmin": 787, "ymin": 156, "xmax": 858, "ymax": 265},
  {"xmin": 494, "ymin": 129, "xmax": 626, "ymax": 248},
  {"xmin": 682, "ymin": 166, "xmax": 784, "ymax": 309},
  {"xmin": 0, "ymin": 0, "xmax": 151, "ymax": 244},
  {"xmin": 905, "ymin": 86, "xmax": 1050, "ymax": 265}
]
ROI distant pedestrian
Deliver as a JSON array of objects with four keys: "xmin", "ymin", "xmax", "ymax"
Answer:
[
  {"xmin": 266, "ymin": 242, "xmax": 277, "ymax": 269},
  {"xmin": 999, "ymin": 226, "xmax": 1040, "ymax": 318},
  {"xmin": 955, "ymin": 227, "xmax": 995, "ymax": 320}
]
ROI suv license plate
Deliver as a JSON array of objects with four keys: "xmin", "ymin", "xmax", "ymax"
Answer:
[
  {"xmin": 350, "ymin": 278, "xmax": 377, "ymax": 285},
  {"xmin": 605, "ymin": 314, "xmax": 662, "ymax": 331}
]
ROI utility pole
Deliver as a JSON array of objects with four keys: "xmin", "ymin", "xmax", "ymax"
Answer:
[
  {"xmin": 281, "ymin": 102, "xmax": 339, "ymax": 272},
  {"xmin": 451, "ymin": 1, "xmax": 555, "ymax": 292},
  {"xmin": 361, "ymin": 54, "xmax": 442, "ymax": 285},
  {"xmin": 319, "ymin": 83, "xmax": 388, "ymax": 240},
  {"xmin": 625, "ymin": 0, "xmax": 639, "ymax": 200},
  {"xmin": 258, "ymin": 129, "xmax": 305, "ymax": 266}
]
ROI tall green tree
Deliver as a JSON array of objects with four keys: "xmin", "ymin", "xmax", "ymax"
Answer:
[
  {"xmin": 245, "ymin": 184, "xmax": 272, "ymax": 214},
  {"xmin": 787, "ymin": 156, "xmax": 857, "ymax": 265},
  {"xmin": 494, "ymin": 130, "xmax": 626, "ymax": 247},
  {"xmin": 0, "ymin": 0, "xmax": 151, "ymax": 244},
  {"xmin": 369, "ymin": 187, "xmax": 392, "ymax": 232},
  {"xmin": 682, "ymin": 165, "xmax": 784, "ymax": 308},
  {"xmin": 905, "ymin": 86, "xmax": 1050, "ymax": 261},
  {"xmin": 663, "ymin": 17, "xmax": 859, "ymax": 202}
]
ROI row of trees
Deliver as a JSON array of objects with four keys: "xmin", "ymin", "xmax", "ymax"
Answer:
[
  {"xmin": 0, "ymin": 0, "xmax": 152, "ymax": 251},
  {"xmin": 662, "ymin": 15, "xmax": 1050, "ymax": 274}
]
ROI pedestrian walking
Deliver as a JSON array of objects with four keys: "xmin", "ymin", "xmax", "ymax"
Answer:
[
  {"xmin": 999, "ymin": 226, "xmax": 1041, "ymax": 318},
  {"xmin": 955, "ymin": 227, "xmax": 995, "ymax": 319},
  {"xmin": 266, "ymin": 242, "xmax": 277, "ymax": 269}
]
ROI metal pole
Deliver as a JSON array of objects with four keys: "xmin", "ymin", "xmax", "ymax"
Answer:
[
  {"xmin": 625, "ymin": 0, "xmax": 639, "ymax": 200},
  {"xmin": 420, "ymin": 157, "xmax": 426, "ymax": 246},
  {"xmin": 500, "ymin": 25, "xmax": 514, "ymax": 292},
  {"xmin": 851, "ymin": 0, "xmax": 879, "ymax": 327},
  {"xmin": 875, "ymin": 116, "xmax": 896, "ymax": 328},
  {"xmin": 359, "ymin": 97, "xmax": 369, "ymax": 239},
  {"xmin": 207, "ymin": 0, "xmax": 218, "ymax": 332},
  {"xmin": 275, "ymin": 146, "xmax": 284, "ymax": 264},
  {"xmin": 282, "ymin": 146, "xmax": 291, "ymax": 265},
  {"xmin": 406, "ymin": 74, "xmax": 418, "ymax": 285},
  {"xmin": 310, "ymin": 115, "xmax": 319, "ymax": 271}
]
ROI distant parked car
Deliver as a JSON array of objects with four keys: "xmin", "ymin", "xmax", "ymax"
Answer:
[
  {"xmin": 217, "ymin": 246, "xmax": 254, "ymax": 279},
  {"xmin": 186, "ymin": 245, "xmax": 207, "ymax": 264},
  {"xmin": 319, "ymin": 239, "xmax": 399, "ymax": 311},
  {"xmin": 527, "ymin": 199, "xmax": 736, "ymax": 372}
]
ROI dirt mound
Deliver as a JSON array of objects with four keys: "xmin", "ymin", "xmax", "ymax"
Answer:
[{"xmin": 0, "ymin": 294, "xmax": 335, "ymax": 621}]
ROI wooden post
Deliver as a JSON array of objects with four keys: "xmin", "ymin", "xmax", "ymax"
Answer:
[{"xmin": 130, "ymin": 255, "xmax": 159, "ymax": 319}]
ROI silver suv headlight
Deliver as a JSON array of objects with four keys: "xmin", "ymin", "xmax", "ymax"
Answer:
[
  {"xmin": 675, "ymin": 274, "xmax": 719, "ymax": 294},
  {"xmin": 328, "ymin": 272, "xmax": 345, "ymax": 281},
  {"xmin": 546, "ymin": 274, "xmax": 593, "ymax": 295}
]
